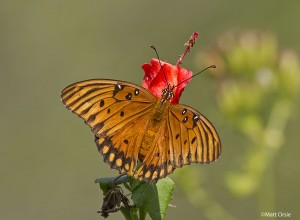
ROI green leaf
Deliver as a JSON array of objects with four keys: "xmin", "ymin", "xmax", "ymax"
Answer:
[
  {"xmin": 120, "ymin": 206, "xmax": 139, "ymax": 220},
  {"xmin": 132, "ymin": 177, "xmax": 175, "ymax": 220}
]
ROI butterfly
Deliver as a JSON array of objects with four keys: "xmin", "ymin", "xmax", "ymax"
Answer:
[{"xmin": 61, "ymin": 78, "xmax": 221, "ymax": 183}]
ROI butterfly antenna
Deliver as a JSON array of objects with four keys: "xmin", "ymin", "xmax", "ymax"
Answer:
[
  {"xmin": 174, "ymin": 65, "xmax": 216, "ymax": 88},
  {"xmin": 150, "ymin": 45, "xmax": 170, "ymax": 88}
]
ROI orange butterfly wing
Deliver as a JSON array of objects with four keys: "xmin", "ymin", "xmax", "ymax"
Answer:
[
  {"xmin": 133, "ymin": 104, "xmax": 221, "ymax": 182},
  {"xmin": 61, "ymin": 79, "xmax": 156, "ymax": 176},
  {"xmin": 168, "ymin": 104, "xmax": 221, "ymax": 165}
]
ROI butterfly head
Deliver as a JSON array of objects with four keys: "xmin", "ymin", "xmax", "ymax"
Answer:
[{"xmin": 161, "ymin": 86, "xmax": 174, "ymax": 101}]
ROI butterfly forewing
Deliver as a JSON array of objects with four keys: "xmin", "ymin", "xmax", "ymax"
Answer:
[
  {"xmin": 61, "ymin": 79, "xmax": 156, "ymax": 176},
  {"xmin": 168, "ymin": 104, "xmax": 221, "ymax": 164}
]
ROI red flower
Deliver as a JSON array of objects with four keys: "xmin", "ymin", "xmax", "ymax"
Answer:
[
  {"xmin": 141, "ymin": 32, "xmax": 199, "ymax": 104},
  {"xmin": 142, "ymin": 59, "xmax": 192, "ymax": 104}
]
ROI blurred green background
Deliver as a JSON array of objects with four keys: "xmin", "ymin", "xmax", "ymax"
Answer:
[{"xmin": 1, "ymin": 0, "xmax": 300, "ymax": 219}]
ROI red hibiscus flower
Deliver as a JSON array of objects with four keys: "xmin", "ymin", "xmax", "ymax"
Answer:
[{"xmin": 142, "ymin": 32, "xmax": 199, "ymax": 104}]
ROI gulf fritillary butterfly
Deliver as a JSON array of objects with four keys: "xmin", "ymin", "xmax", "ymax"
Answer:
[
  {"xmin": 61, "ymin": 77, "xmax": 221, "ymax": 182},
  {"xmin": 61, "ymin": 33, "xmax": 221, "ymax": 183}
]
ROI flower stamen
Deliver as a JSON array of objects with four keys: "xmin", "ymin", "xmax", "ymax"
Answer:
[{"xmin": 176, "ymin": 32, "xmax": 199, "ymax": 66}]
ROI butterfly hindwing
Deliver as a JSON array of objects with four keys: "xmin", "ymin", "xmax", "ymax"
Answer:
[
  {"xmin": 133, "ymin": 121, "xmax": 173, "ymax": 182},
  {"xmin": 95, "ymin": 112, "xmax": 151, "ymax": 176},
  {"xmin": 61, "ymin": 79, "xmax": 156, "ymax": 175}
]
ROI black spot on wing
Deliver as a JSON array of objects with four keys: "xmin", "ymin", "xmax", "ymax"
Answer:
[
  {"xmin": 134, "ymin": 88, "xmax": 139, "ymax": 95},
  {"xmin": 182, "ymin": 116, "xmax": 188, "ymax": 123},
  {"xmin": 191, "ymin": 136, "xmax": 196, "ymax": 144},
  {"xmin": 193, "ymin": 113, "xmax": 200, "ymax": 127},
  {"xmin": 113, "ymin": 84, "xmax": 124, "ymax": 96},
  {"xmin": 100, "ymin": 99, "xmax": 105, "ymax": 107},
  {"xmin": 87, "ymin": 112, "xmax": 98, "ymax": 123},
  {"xmin": 125, "ymin": 93, "xmax": 132, "ymax": 100}
]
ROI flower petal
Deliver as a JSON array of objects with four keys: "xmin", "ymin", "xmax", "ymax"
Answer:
[{"xmin": 142, "ymin": 59, "xmax": 192, "ymax": 104}]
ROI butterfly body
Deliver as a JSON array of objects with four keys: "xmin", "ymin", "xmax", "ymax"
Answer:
[
  {"xmin": 139, "ymin": 96, "xmax": 170, "ymax": 158},
  {"xmin": 61, "ymin": 79, "xmax": 221, "ymax": 182}
]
